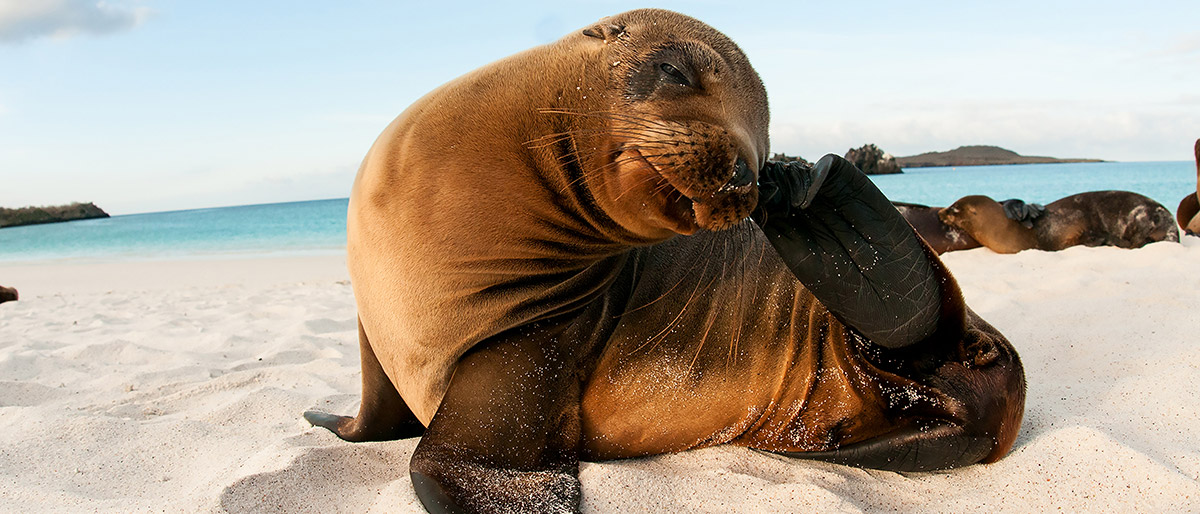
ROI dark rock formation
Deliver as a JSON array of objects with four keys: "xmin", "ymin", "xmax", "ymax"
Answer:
[
  {"xmin": 0, "ymin": 286, "xmax": 17, "ymax": 304},
  {"xmin": 895, "ymin": 145, "xmax": 1104, "ymax": 168},
  {"xmin": 0, "ymin": 202, "xmax": 109, "ymax": 228},
  {"xmin": 769, "ymin": 152, "xmax": 811, "ymax": 166},
  {"xmin": 844, "ymin": 144, "xmax": 902, "ymax": 175}
]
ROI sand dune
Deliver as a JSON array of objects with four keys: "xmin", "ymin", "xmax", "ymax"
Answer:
[{"xmin": 2, "ymin": 239, "xmax": 1198, "ymax": 512}]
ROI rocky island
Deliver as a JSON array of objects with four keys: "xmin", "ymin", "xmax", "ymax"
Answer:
[
  {"xmin": 896, "ymin": 145, "xmax": 1104, "ymax": 168},
  {"xmin": 0, "ymin": 202, "xmax": 110, "ymax": 228},
  {"xmin": 771, "ymin": 143, "xmax": 903, "ymax": 175}
]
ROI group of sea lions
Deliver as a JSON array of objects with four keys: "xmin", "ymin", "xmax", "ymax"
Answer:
[
  {"xmin": 897, "ymin": 191, "xmax": 1179, "ymax": 255},
  {"xmin": 788, "ymin": 140, "xmax": 1200, "ymax": 259},
  {"xmin": 300, "ymin": 9, "xmax": 1187, "ymax": 513},
  {"xmin": 895, "ymin": 138, "xmax": 1200, "ymax": 255}
]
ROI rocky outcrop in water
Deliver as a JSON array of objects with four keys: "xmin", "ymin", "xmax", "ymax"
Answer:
[
  {"xmin": 0, "ymin": 202, "xmax": 109, "ymax": 228},
  {"xmin": 771, "ymin": 148, "xmax": 901, "ymax": 175},
  {"xmin": 845, "ymin": 144, "xmax": 902, "ymax": 175}
]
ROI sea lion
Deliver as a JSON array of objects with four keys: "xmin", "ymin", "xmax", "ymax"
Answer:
[
  {"xmin": 940, "ymin": 192, "xmax": 1179, "ymax": 254},
  {"xmin": 0, "ymin": 285, "xmax": 16, "ymax": 304},
  {"xmin": 1175, "ymin": 138, "xmax": 1200, "ymax": 235},
  {"xmin": 304, "ymin": 9, "xmax": 1026, "ymax": 513},
  {"xmin": 893, "ymin": 201, "xmax": 982, "ymax": 254}
]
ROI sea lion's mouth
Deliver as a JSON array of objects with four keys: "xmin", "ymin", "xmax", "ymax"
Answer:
[
  {"xmin": 624, "ymin": 147, "xmax": 753, "ymax": 202},
  {"xmin": 622, "ymin": 147, "xmax": 698, "ymax": 231},
  {"xmin": 613, "ymin": 146, "xmax": 756, "ymax": 234}
]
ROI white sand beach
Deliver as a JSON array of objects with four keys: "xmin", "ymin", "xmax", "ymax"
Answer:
[{"xmin": 2, "ymin": 239, "xmax": 1199, "ymax": 512}]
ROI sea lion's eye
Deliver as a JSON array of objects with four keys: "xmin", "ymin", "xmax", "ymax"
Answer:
[{"xmin": 659, "ymin": 62, "xmax": 691, "ymax": 87}]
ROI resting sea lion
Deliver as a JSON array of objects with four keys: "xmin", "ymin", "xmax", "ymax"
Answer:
[
  {"xmin": 304, "ymin": 9, "xmax": 1026, "ymax": 513},
  {"xmin": 940, "ymin": 192, "xmax": 1179, "ymax": 254},
  {"xmin": 0, "ymin": 286, "xmax": 16, "ymax": 304},
  {"xmin": 893, "ymin": 201, "xmax": 982, "ymax": 254},
  {"xmin": 1176, "ymin": 138, "xmax": 1200, "ymax": 235}
]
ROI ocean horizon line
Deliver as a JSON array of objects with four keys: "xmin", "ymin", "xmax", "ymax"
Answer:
[
  {"xmin": 50, "ymin": 158, "xmax": 1196, "ymax": 218},
  {"xmin": 107, "ymin": 196, "xmax": 352, "ymax": 218}
]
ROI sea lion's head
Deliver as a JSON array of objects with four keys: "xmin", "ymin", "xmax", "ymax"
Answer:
[
  {"xmin": 569, "ymin": 9, "xmax": 769, "ymax": 238},
  {"xmin": 938, "ymin": 195, "xmax": 998, "ymax": 231}
]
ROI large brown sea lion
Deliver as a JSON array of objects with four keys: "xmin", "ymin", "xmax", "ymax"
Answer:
[
  {"xmin": 304, "ymin": 9, "xmax": 1026, "ymax": 513},
  {"xmin": 893, "ymin": 201, "xmax": 982, "ymax": 254},
  {"xmin": 939, "ymin": 191, "xmax": 1179, "ymax": 254},
  {"xmin": 1176, "ymin": 138, "xmax": 1200, "ymax": 235}
]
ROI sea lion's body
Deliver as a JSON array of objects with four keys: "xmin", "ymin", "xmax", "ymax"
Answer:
[
  {"xmin": 941, "ymin": 192, "xmax": 1178, "ymax": 254},
  {"xmin": 893, "ymin": 202, "xmax": 981, "ymax": 254},
  {"xmin": 0, "ymin": 286, "xmax": 16, "ymax": 304},
  {"xmin": 307, "ymin": 9, "xmax": 1026, "ymax": 513},
  {"xmin": 1176, "ymin": 139, "xmax": 1200, "ymax": 235}
]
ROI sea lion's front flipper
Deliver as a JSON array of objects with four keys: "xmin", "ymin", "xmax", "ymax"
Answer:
[
  {"xmin": 752, "ymin": 154, "xmax": 948, "ymax": 349},
  {"xmin": 409, "ymin": 326, "xmax": 582, "ymax": 513},
  {"xmin": 303, "ymin": 319, "xmax": 425, "ymax": 442}
]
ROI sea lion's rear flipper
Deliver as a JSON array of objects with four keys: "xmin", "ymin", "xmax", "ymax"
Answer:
[
  {"xmin": 774, "ymin": 422, "xmax": 993, "ymax": 472},
  {"xmin": 409, "ymin": 326, "xmax": 582, "ymax": 514},
  {"xmin": 753, "ymin": 154, "xmax": 950, "ymax": 349},
  {"xmin": 303, "ymin": 319, "xmax": 425, "ymax": 442},
  {"xmin": 999, "ymin": 198, "xmax": 1046, "ymax": 228}
]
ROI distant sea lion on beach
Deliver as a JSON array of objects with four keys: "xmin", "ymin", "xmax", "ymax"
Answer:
[
  {"xmin": 0, "ymin": 286, "xmax": 16, "ymax": 304},
  {"xmin": 893, "ymin": 201, "xmax": 981, "ymax": 254},
  {"xmin": 1175, "ymin": 138, "xmax": 1200, "ymax": 235},
  {"xmin": 940, "ymin": 192, "xmax": 1179, "ymax": 254},
  {"xmin": 303, "ymin": 9, "xmax": 1026, "ymax": 513}
]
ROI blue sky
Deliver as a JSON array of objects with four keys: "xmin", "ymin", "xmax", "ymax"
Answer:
[{"xmin": 2, "ymin": 1, "xmax": 1198, "ymax": 214}]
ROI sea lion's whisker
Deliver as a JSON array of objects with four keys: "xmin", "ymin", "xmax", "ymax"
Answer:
[
  {"xmin": 638, "ymin": 237, "xmax": 723, "ymax": 354},
  {"xmin": 619, "ymin": 236, "xmax": 719, "ymax": 320},
  {"xmin": 539, "ymin": 107, "xmax": 686, "ymax": 138}
]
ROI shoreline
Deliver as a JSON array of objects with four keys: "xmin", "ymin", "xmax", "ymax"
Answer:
[{"xmin": 2, "ymin": 253, "xmax": 349, "ymax": 295}]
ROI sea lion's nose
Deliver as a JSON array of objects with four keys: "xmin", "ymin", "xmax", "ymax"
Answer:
[{"xmin": 728, "ymin": 158, "xmax": 754, "ymax": 189}]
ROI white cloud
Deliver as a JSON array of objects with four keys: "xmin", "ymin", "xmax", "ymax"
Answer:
[{"xmin": 0, "ymin": 0, "xmax": 150, "ymax": 43}]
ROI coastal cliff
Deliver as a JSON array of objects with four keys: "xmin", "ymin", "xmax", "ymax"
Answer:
[
  {"xmin": 0, "ymin": 202, "xmax": 110, "ymax": 228},
  {"xmin": 896, "ymin": 146, "xmax": 1104, "ymax": 168}
]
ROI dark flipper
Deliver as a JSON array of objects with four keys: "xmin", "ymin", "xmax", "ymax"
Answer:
[
  {"xmin": 409, "ymin": 325, "xmax": 582, "ymax": 514},
  {"xmin": 999, "ymin": 198, "xmax": 1046, "ymax": 228},
  {"xmin": 304, "ymin": 319, "xmax": 425, "ymax": 441},
  {"xmin": 753, "ymin": 154, "xmax": 943, "ymax": 349},
  {"xmin": 775, "ymin": 423, "xmax": 993, "ymax": 472}
]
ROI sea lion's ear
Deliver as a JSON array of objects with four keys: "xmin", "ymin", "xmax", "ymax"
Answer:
[
  {"xmin": 582, "ymin": 19, "xmax": 626, "ymax": 41},
  {"xmin": 753, "ymin": 154, "xmax": 963, "ymax": 349}
]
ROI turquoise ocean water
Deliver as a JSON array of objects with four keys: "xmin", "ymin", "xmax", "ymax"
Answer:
[{"xmin": 1, "ymin": 161, "xmax": 1193, "ymax": 263}]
